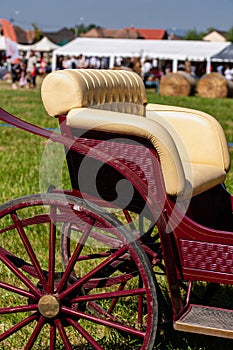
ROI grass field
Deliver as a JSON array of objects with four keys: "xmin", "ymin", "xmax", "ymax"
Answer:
[{"xmin": 1, "ymin": 80, "xmax": 233, "ymax": 349}]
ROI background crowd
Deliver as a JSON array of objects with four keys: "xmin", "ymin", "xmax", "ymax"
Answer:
[
  {"xmin": 0, "ymin": 51, "xmax": 52, "ymax": 89},
  {"xmin": 55, "ymin": 54, "xmax": 233, "ymax": 95},
  {"xmin": 0, "ymin": 50, "xmax": 232, "ymax": 91}
]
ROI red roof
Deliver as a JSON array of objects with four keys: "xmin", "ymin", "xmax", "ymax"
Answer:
[
  {"xmin": 81, "ymin": 28, "xmax": 140, "ymax": 39},
  {"xmin": 81, "ymin": 27, "xmax": 168, "ymax": 40},
  {"xmin": 125, "ymin": 28, "xmax": 168, "ymax": 40}
]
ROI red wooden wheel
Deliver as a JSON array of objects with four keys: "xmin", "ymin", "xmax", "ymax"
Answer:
[{"xmin": 0, "ymin": 193, "xmax": 158, "ymax": 349}]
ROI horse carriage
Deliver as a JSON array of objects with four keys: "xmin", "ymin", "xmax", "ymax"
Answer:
[{"xmin": 1, "ymin": 68, "xmax": 233, "ymax": 349}]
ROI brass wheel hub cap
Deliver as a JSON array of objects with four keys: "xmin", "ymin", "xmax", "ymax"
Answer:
[{"xmin": 38, "ymin": 295, "xmax": 60, "ymax": 318}]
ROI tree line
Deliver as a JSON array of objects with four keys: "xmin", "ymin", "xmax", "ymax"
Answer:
[
  {"xmin": 31, "ymin": 23, "xmax": 233, "ymax": 43},
  {"xmin": 183, "ymin": 27, "xmax": 233, "ymax": 42}
]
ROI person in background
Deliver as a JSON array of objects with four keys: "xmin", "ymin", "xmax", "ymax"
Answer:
[
  {"xmin": 4, "ymin": 55, "xmax": 12, "ymax": 80},
  {"xmin": 141, "ymin": 59, "xmax": 152, "ymax": 81},
  {"xmin": 18, "ymin": 61, "xmax": 27, "ymax": 88},
  {"xmin": 39, "ymin": 53, "xmax": 47, "ymax": 76},
  {"xmin": 26, "ymin": 51, "xmax": 37, "ymax": 78},
  {"xmin": 62, "ymin": 56, "xmax": 71, "ymax": 69},
  {"xmin": 28, "ymin": 62, "xmax": 37, "ymax": 88},
  {"xmin": 144, "ymin": 66, "xmax": 161, "ymax": 94},
  {"xmin": 77, "ymin": 54, "xmax": 86, "ymax": 68},
  {"xmin": 70, "ymin": 56, "xmax": 78, "ymax": 69},
  {"xmin": 216, "ymin": 64, "xmax": 224, "ymax": 75},
  {"xmin": 224, "ymin": 64, "xmax": 233, "ymax": 81}
]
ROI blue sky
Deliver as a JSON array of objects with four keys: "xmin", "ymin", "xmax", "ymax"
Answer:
[{"xmin": 1, "ymin": 0, "xmax": 233, "ymax": 33}]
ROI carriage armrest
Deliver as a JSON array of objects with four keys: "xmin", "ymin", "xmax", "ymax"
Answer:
[{"xmin": 66, "ymin": 107, "xmax": 186, "ymax": 197}]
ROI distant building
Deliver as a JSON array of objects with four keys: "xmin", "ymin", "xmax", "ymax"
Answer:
[
  {"xmin": 0, "ymin": 24, "xmax": 36, "ymax": 44},
  {"xmin": 126, "ymin": 28, "xmax": 168, "ymax": 40},
  {"xmin": 13, "ymin": 25, "xmax": 35, "ymax": 44},
  {"xmin": 168, "ymin": 32, "xmax": 184, "ymax": 40},
  {"xmin": 203, "ymin": 30, "xmax": 227, "ymax": 42},
  {"xmin": 81, "ymin": 27, "xmax": 168, "ymax": 40},
  {"xmin": 5, "ymin": 24, "xmax": 228, "ymax": 48},
  {"xmin": 43, "ymin": 27, "xmax": 75, "ymax": 46},
  {"xmin": 80, "ymin": 27, "xmax": 142, "ymax": 39},
  {"xmin": 8, "ymin": 25, "xmax": 75, "ymax": 46}
]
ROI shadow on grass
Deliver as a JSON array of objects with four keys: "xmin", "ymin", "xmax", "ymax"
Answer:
[
  {"xmin": 154, "ymin": 324, "xmax": 233, "ymax": 350},
  {"xmin": 153, "ymin": 282, "xmax": 233, "ymax": 350}
]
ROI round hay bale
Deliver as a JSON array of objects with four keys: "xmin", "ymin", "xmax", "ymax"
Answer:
[
  {"xmin": 197, "ymin": 72, "xmax": 233, "ymax": 98},
  {"xmin": 159, "ymin": 71, "xmax": 195, "ymax": 96}
]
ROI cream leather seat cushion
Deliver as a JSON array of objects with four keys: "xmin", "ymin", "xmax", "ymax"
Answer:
[
  {"xmin": 146, "ymin": 103, "xmax": 230, "ymax": 171},
  {"xmin": 146, "ymin": 104, "xmax": 230, "ymax": 197}
]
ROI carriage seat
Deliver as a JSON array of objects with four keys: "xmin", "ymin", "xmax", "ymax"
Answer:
[
  {"xmin": 41, "ymin": 69, "xmax": 230, "ymax": 200},
  {"xmin": 146, "ymin": 103, "xmax": 230, "ymax": 197}
]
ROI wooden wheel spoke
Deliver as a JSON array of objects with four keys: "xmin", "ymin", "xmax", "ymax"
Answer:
[
  {"xmin": 0, "ymin": 214, "xmax": 51, "ymax": 235},
  {"xmin": 11, "ymin": 212, "xmax": 47, "ymax": 291},
  {"xmin": 24, "ymin": 316, "xmax": 45, "ymax": 350},
  {"xmin": 47, "ymin": 205, "xmax": 57, "ymax": 293},
  {"xmin": 83, "ymin": 271, "xmax": 137, "ymax": 289},
  {"xmin": 0, "ymin": 246, "xmax": 42, "ymax": 298},
  {"xmin": 108, "ymin": 281, "xmax": 127, "ymax": 314},
  {"xmin": 66, "ymin": 317, "xmax": 103, "ymax": 350},
  {"xmin": 70, "ymin": 286, "xmax": 146, "ymax": 304},
  {"xmin": 62, "ymin": 306, "xmax": 146, "ymax": 338},
  {"xmin": 0, "ymin": 313, "xmax": 38, "ymax": 342},
  {"xmin": 54, "ymin": 319, "xmax": 73, "ymax": 350},
  {"xmin": 59, "ymin": 245, "xmax": 128, "ymax": 301},
  {"xmin": 123, "ymin": 209, "xmax": 136, "ymax": 230},
  {"xmin": 50, "ymin": 324, "xmax": 56, "ymax": 349},
  {"xmin": 0, "ymin": 280, "xmax": 37, "ymax": 300},
  {"xmin": 0, "ymin": 304, "xmax": 37, "ymax": 315},
  {"xmin": 57, "ymin": 217, "xmax": 94, "ymax": 294}
]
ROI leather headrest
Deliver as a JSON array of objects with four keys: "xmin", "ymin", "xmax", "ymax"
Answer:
[{"xmin": 41, "ymin": 69, "xmax": 147, "ymax": 117}]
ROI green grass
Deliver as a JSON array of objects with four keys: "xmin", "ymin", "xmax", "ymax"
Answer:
[
  {"xmin": 1, "ymin": 81, "xmax": 233, "ymax": 349},
  {"xmin": 0, "ymin": 82, "xmax": 66, "ymax": 204}
]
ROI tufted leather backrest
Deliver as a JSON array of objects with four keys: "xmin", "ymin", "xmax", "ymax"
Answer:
[{"xmin": 41, "ymin": 69, "xmax": 147, "ymax": 117}]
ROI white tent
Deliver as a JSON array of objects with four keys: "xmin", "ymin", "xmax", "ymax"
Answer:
[
  {"xmin": 0, "ymin": 36, "xmax": 5, "ymax": 50},
  {"xmin": 18, "ymin": 43, "xmax": 32, "ymax": 52},
  {"xmin": 52, "ymin": 37, "xmax": 230, "ymax": 72},
  {"xmin": 0, "ymin": 35, "xmax": 58, "ymax": 54},
  {"xmin": 211, "ymin": 43, "xmax": 233, "ymax": 62},
  {"xmin": 30, "ymin": 37, "xmax": 59, "ymax": 52},
  {"xmin": 0, "ymin": 36, "xmax": 27, "ymax": 57}
]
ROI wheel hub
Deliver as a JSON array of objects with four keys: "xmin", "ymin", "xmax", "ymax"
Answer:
[{"xmin": 38, "ymin": 295, "xmax": 60, "ymax": 318}]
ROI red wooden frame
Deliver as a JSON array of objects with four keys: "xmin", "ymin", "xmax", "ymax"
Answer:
[{"xmin": 1, "ymin": 106, "xmax": 233, "ymax": 323}]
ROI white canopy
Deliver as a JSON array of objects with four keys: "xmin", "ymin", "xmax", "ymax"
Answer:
[
  {"xmin": 0, "ymin": 36, "xmax": 26, "ymax": 54},
  {"xmin": 211, "ymin": 43, "xmax": 233, "ymax": 62},
  {"xmin": 17, "ymin": 43, "xmax": 31, "ymax": 52},
  {"xmin": 52, "ymin": 37, "xmax": 230, "ymax": 72},
  {"xmin": 0, "ymin": 35, "xmax": 59, "ymax": 54},
  {"xmin": 0, "ymin": 36, "xmax": 5, "ymax": 50},
  {"xmin": 30, "ymin": 37, "xmax": 59, "ymax": 52}
]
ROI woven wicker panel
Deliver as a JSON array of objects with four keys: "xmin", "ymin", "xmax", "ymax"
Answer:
[
  {"xmin": 76, "ymin": 136, "xmax": 158, "ymax": 197},
  {"xmin": 180, "ymin": 239, "xmax": 233, "ymax": 274}
]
